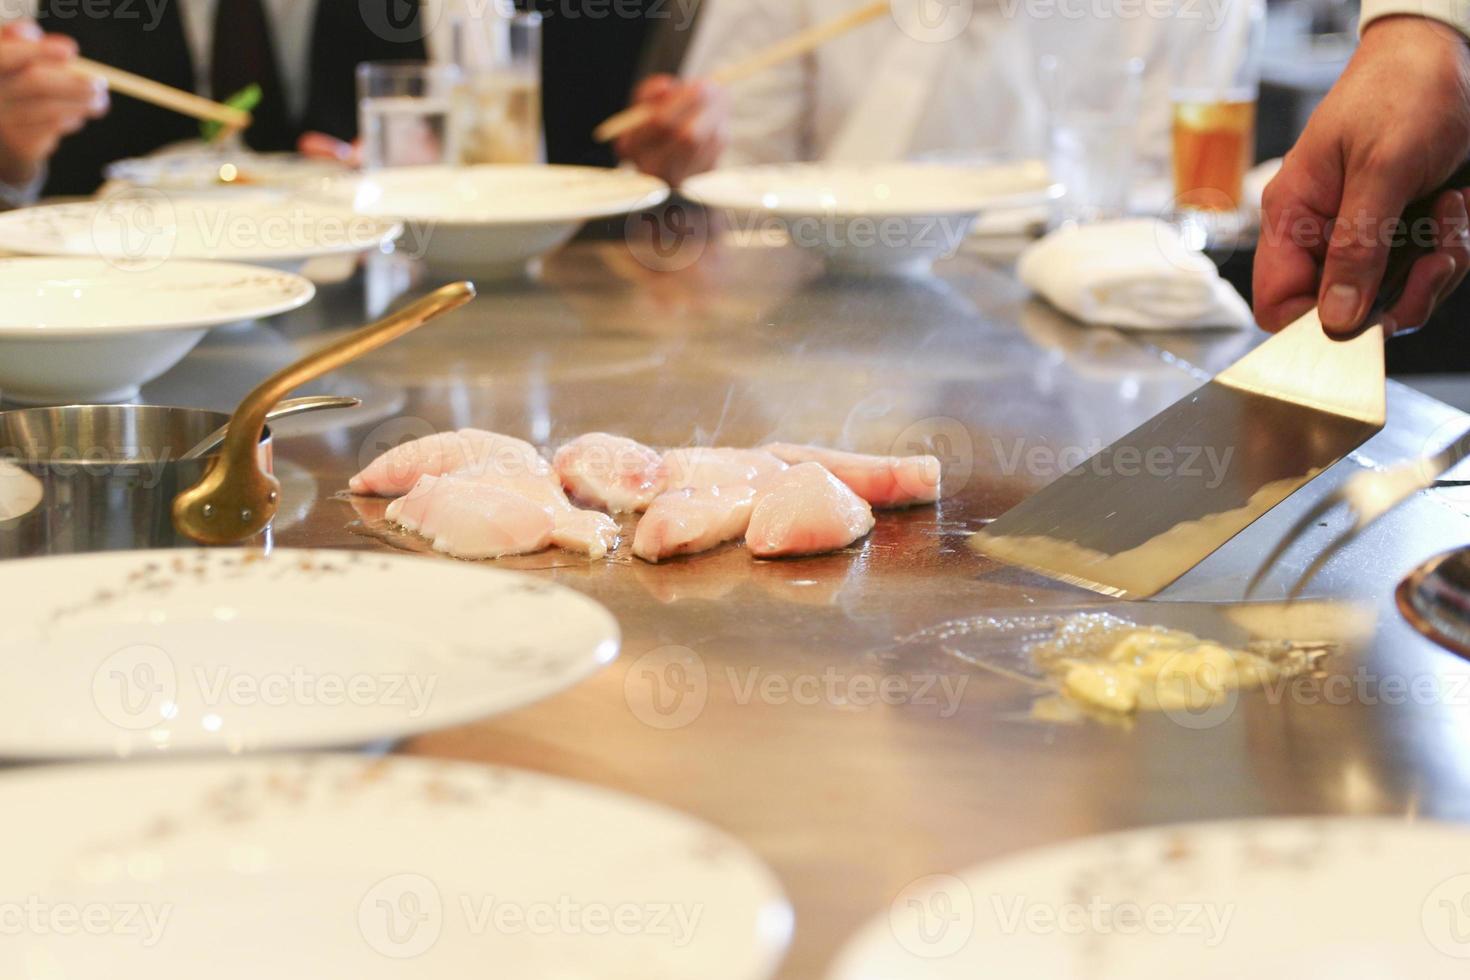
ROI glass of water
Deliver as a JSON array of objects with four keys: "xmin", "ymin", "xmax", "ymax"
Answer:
[
  {"xmin": 448, "ymin": 8, "xmax": 544, "ymax": 165},
  {"xmin": 356, "ymin": 61, "xmax": 460, "ymax": 171},
  {"xmin": 1039, "ymin": 54, "xmax": 1145, "ymax": 225}
]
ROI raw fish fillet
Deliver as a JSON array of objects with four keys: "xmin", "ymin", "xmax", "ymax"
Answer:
[
  {"xmin": 551, "ymin": 508, "xmax": 621, "ymax": 560},
  {"xmin": 386, "ymin": 475, "xmax": 555, "ymax": 559},
  {"xmin": 657, "ymin": 447, "xmax": 788, "ymax": 493},
  {"xmin": 448, "ymin": 469, "xmax": 620, "ymax": 560},
  {"xmin": 633, "ymin": 485, "xmax": 758, "ymax": 563},
  {"xmin": 350, "ymin": 429, "xmax": 547, "ymax": 497},
  {"xmin": 761, "ymin": 443, "xmax": 941, "ymax": 507},
  {"xmin": 553, "ymin": 433, "xmax": 665, "ymax": 512},
  {"xmin": 745, "ymin": 463, "xmax": 875, "ymax": 557}
]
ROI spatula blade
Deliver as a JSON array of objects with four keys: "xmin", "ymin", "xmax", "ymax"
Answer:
[{"xmin": 971, "ymin": 310, "xmax": 1386, "ymax": 599}]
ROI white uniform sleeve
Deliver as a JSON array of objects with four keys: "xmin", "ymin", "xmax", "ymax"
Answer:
[
  {"xmin": 681, "ymin": 0, "xmax": 812, "ymax": 165},
  {"xmin": 0, "ymin": 0, "xmax": 40, "ymax": 21},
  {"xmin": 1360, "ymin": 0, "xmax": 1470, "ymax": 38},
  {"xmin": 0, "ymin": 166, "xmax": 45, "ymax": 210}
]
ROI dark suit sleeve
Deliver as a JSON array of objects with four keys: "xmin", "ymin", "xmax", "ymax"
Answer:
[{"xmin": 300, "ymin": 0, "xmax": 430, "ymax": 142}]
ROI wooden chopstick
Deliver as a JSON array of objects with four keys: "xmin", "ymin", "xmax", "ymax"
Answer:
[
  {"xmin": 72, "ymin": 57, "xmax": 253, "ymax": 129},
  {"xmin": 593, "ymin": 0, "xmax": 889, "ymax": 143}
]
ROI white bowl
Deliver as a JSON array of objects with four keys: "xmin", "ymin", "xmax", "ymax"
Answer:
[
  {"xmin": 105, "ymin": 145, "xmax": 350, "ymax": 192},
  {"xmin": 0, "ymin": 258, "xmax": 315, "ymax": 404},
  {"xmin": 312, "ymin": 164, "xmax": 670, "ymax": 276},
  {"xmin": 0, "ymin": 196, "xmax": 402, "ymax": 273},
  {"xmin": 683, "ymin": 161, "xmax": 1059, "ymax": 275}
]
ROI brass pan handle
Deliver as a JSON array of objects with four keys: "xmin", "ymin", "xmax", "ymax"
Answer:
[{"xmin": 173, "ymin": 281, "xmax": 476, "ymax": 545}]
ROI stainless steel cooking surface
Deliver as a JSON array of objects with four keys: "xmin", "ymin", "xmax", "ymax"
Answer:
[{"xmin": 56, "ymin": 241, "xmax": 1470, "ymax": 978}]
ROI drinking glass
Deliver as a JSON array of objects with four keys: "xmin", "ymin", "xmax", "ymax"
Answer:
[
  {"xmin": 1039, "ymin": 54, "xmax": 1145, "ymax": 225},
  {"xmin": 356, "ymin": 61, "xmax": 460, "ymax": 171},
  {"xmin": 448, "ymin": 9, "xmax": 544, "ymax": 165},
  {"xmin": 1170, "ymin": 0, "xmax": 1266, "ymax": 217}
]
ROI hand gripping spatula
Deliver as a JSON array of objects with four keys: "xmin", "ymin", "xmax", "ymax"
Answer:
[{"xmin": 971, "ymin": 173, "xmax": 1470, "ymax": 600}]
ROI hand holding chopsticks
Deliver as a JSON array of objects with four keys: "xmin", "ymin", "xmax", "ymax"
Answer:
[
  {"xmin": 593, "ymin": 0, "xmax": 890, "ymax": 144},
  {"xmin": 71, "ymin": 57, "xmax": 252, "ymax": 131},
  {"xmin": 0, "ymin": 20, "xmax": 110, "ymax": 185},
  {"xmin": 0, "ymin": 16, "xmax": 251, "ymax": 182}
]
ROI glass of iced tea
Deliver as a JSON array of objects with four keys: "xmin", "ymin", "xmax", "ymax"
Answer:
[
  {"xmin": 1169, "ymin": 0, "xmax": 1265, "ymax": 223},
  {"xmin": 1173, "ymin": 98, "xmax": 1256, "ymax": 213},
  {"xmin": 448, "ymin": 8, "xmax": 544, "ymax": 166}
]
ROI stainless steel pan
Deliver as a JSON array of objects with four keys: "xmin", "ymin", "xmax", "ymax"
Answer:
[{"xmin": 0, "ymin": 404, "xmax": 273, "ymax": 557}]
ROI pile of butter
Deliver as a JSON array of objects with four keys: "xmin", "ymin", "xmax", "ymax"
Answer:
[{"xmin": 1028, "ymin": 614, "xmax": 1319, "ymax": 717}]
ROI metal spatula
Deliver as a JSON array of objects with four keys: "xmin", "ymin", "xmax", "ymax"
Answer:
[{"xmin": 971, "ymin": 173, "xmax": 1470, "ymax": 600}]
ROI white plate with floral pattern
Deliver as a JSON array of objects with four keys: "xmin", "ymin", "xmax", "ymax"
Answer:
[
  {"xmin": 105, "ymin": 146, "xmax": 350, "ymax": 192},
  {"xmin": 0, "ymin": 549, "xmax": 619, "ymax": 758},
  {"xmin": 0, "ymin": 754, "xmax": 792, "ymax": 978},
  {"xmin": 830, "ymin": 817, "xmax": 1470, "ymax": 979},
  {"xmin": 683, "ymin": 161, "xmax": 1057, "ymax": 275},
  {"xmin": 0, "ymin": 196, "xmax": 401, "ymax": 269}
]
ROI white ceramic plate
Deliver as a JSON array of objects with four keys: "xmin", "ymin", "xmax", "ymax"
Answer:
[
  {"xmin": 0, "ymin": 754, "xmax": 793, "ymax": 979},
  {"xmin": 0, "ymin": 196, "xmax": 402, "ymax": 269},
  {"xmin": 0, "ymin": 549, "xmax": 619, "ymax": 758},
  {"xmin": 830, "ymin": 817, "xmax": 1470, "ymax": 979},
  {"xmin": 106, "ymin": 146, "xmax": 350, "ymax": 191},
  {"xmin": 312, "ymin": 165, "xmax": 670, "ymax": 276},
  {"xmin": 683, "ymin": 161, "xmax": 1057, "ymax": 275},
  {"xmin": 0, "ymin": 258, "xmax": 314, "ymax": 333},
  {"xmin": 0, "ymin": 258, "xmax": 315, "ymax": 404}
]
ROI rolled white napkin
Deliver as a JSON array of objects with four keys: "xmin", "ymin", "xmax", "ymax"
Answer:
[{"xmin": 1017, "ymin": 219, "xmax": 1254, "ymax": 330}]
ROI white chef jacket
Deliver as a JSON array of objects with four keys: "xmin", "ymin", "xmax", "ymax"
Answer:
[
  {"xmin": 1360, "ymin": 0, "xmax": 1470, "ymax": 34},
  {"xmin": 682, "ymin": 0, "xmax": 1214, "ymax": 171},
  {"xmin": 682, "ymin": 0, "xmax": 1049, "ymax": 166},
  {"xmin": 683, "ymin": 0, "xmax": 1470, "ymax": 176}
]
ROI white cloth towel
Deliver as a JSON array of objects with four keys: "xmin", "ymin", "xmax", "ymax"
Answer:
[{"xmin": 1017, "ymin": 219, "xmax": 1255, "ymax": 331}]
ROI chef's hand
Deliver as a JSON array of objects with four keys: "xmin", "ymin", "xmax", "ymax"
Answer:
[
  {"xmin": 614, "ymin": 75, "xmax": 729, "ymax": 188},
  {"xmin": 1254, "ymin": 16, "xmax": 1470, "ymax": 336},
  {"xmin": 0, "ymin": 19, "xmax": 108, "ymax": 187}
]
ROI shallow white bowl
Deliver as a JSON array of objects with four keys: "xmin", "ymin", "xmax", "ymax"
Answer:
[
  {"xmin": 312, "ymin": 164, "xmax": 670, "ymax": 276},
  {"xmin": 0, "ymin": 258, "xmax": 315, "ymax": 404},
  {"xmin": 683, "ymin": 161, "xmax": 1058, "ymax": 275},
  {"xmin": 105, "ymin": 145, "xmax": 350, "ymax": 192},
  {"xmin": 0, "ymin": 196, "xmax": 402, "ymax": 272}
]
